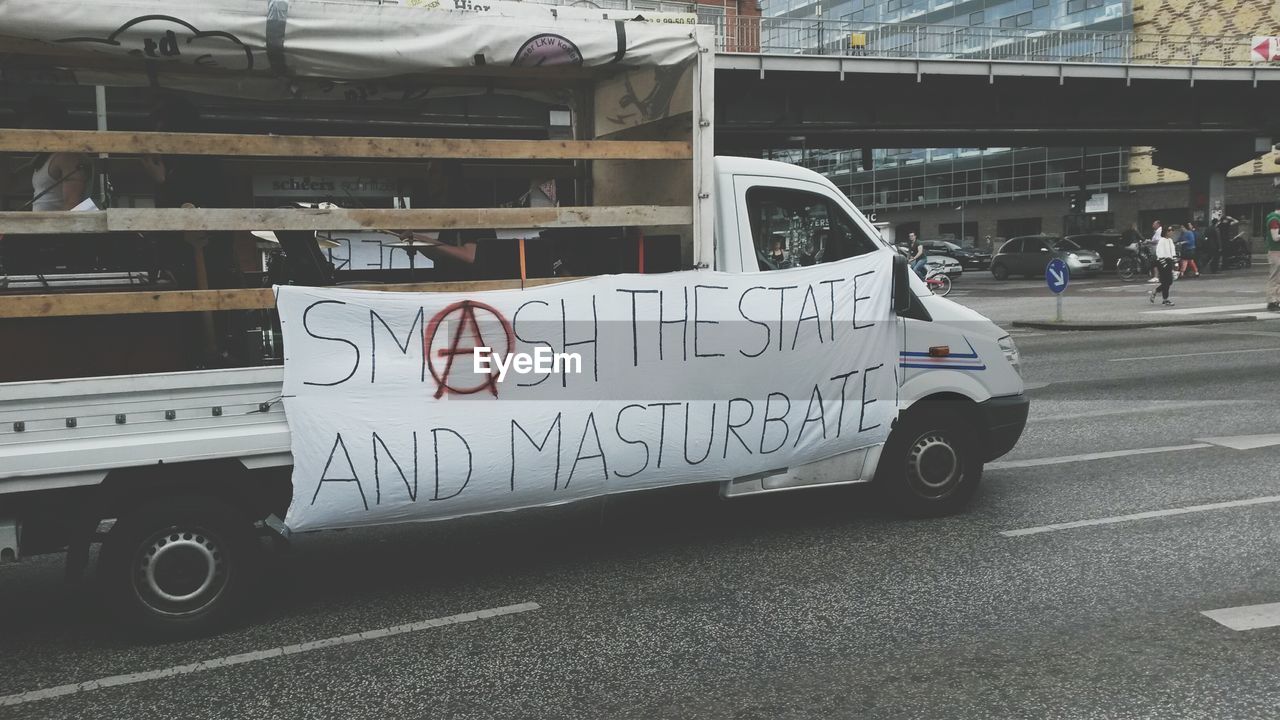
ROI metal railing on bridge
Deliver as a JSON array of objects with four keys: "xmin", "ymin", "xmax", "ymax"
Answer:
[{"xmin": 714, "ymin": 17, "xmax": 1262, "ymax": 66}]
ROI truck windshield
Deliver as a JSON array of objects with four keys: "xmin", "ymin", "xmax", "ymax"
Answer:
[{"xmin": 746, "ymin": 187, "xmax": 878, "ymax": 271}]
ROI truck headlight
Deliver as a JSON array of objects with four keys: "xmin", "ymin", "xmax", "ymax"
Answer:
[{"xmin": 998, "ymin": 335, "xmax": 1021, "ymax": 376}]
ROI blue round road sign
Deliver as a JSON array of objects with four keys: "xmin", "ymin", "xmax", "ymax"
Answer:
[{"xmin": 1045, "ymin": 258, "xmax": 1069, "ymax": 294}]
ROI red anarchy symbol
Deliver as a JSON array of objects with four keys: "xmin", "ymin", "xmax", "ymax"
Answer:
[{"xmin": 424, "ymin": 300, "xmax": 516, "ymax": 399}]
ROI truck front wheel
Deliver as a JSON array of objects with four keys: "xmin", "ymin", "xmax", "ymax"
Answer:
[
  {"xmin": 875, "ymin": 404, "xmax": 982, "ymax": 517},
  {"xmin": 99, "ymin": 496, "xmax": 258, "ymax": 639}
]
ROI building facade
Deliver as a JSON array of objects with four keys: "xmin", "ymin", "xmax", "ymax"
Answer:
[{"xmin": 762, "ymin": 0, "xmax": 1280, "ymax": 250}]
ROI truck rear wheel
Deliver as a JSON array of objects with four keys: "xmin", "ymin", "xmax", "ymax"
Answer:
[
  {"xmin": 874, "ymin": 404, "xmax": 982, "ymax": 517},
  {"xmin": 99, "ymin": 496, "xmax": 258, "ymax": 639}
]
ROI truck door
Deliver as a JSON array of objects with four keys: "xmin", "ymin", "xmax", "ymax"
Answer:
[
  {"xmin": 732, "ymin": 174, "xmax": 906, "ymax": 382},
  {"xmin": 732, "ymin": 174, "xmax": 907, "ymax": 392}
]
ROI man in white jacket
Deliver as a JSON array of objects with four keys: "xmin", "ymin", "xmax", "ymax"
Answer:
[
  {"xmin": 1149, "ymin": 227, "xmax": 1177, "ymax": 305},
  {"xmin": 1147, "ymin": 221, "xmax": 1163, "ymax": 283}
]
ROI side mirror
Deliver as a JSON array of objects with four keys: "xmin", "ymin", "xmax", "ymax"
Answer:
[{"xmin": 892, "ymin": 253, "xmax": 913, "ymax": 315}]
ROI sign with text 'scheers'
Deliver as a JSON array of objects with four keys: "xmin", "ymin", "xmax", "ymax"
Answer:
[{"xmin": 276, "ymin": 253, "xmax": 899, "ymax": 532}]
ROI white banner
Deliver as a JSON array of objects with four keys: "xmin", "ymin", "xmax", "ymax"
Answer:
[{"xmin": 276, "ymin": 253, "xmax": 899, "ymax": 532}]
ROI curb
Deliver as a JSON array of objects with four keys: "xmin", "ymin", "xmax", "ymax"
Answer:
[{"xmin": 1011, "ymin": 315, "xmax": 1262, "ymax": 331}]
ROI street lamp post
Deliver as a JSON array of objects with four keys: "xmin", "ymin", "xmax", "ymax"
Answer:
[{"xmin": 955, "ymin": 203, "xmax": 966, "ymax": 245}]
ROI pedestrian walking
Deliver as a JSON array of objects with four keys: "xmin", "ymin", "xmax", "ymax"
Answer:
[
  {"xmin": 1204, "ymin": 218, "xmax": 1222, "ymax": 273},
  {"xmin": 1149, "ymin": 227, "xmax": 1177, "ymax": 305},
  {"xmin": 1266, "ymin": 205, "xmax": 1280, "ymax": 311},
  {"xmin": 1148, "ymin": 220, "xmax": 1162, "ymax": 283},
  {"xmin": 1180, "ymin": 221, "xmax": 1200, "ymax": 277}
]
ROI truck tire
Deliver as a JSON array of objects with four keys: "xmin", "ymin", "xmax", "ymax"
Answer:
[
  {"xmin": 874, "ymin": 404, "xmax": 982, "ymax": 517},
  {"xmin": 99, "ymin": 495, "xmax": 259, "ymax": 639}
]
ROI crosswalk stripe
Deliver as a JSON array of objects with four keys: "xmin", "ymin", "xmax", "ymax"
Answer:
[{"xmin": 1141, "ymin": 303, "xmax": 1266, "ymax": 316}]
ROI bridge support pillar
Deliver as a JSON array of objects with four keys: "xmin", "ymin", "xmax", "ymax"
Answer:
[
  {"xmin": 1153, "ymin": 138, "xmax": 1266, "ymax": 223},
  {"xmin": 1187, "ymin": 167, "xmax": 1228, "ymax": 224}
]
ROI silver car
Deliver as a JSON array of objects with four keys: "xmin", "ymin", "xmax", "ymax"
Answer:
[
  {"xmin": 924, "ymin": 253, "xmax": 963, "ymax": 278},
  {"xmin": 990, "ymin": 235, "xmax": 1103, "ymax": 280}
]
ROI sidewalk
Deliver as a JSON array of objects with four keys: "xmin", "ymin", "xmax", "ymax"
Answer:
[{"xmin": 951, "ymin": 267, "xmax": 1278, "ymax": 331}]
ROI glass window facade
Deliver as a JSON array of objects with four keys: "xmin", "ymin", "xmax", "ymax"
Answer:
[
  {"xmin": 770, "ymin": 147, "xmax": 1130, "ymax": 212},
  {"xmin": 766, "ymin": 0, "xmax": 1129, "ymax": 31},
  {"xmin": 760, "ymin": 0, "xmax": 1134, "ymax": 212}
]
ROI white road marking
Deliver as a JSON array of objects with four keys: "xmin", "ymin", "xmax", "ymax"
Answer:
[
  {"xmin": 1141, "ymin": 303, "xmax": 1265, "ymax": 316},
  {"xmin": 987, "ymin": 443, "xmax": 1211, "ymax": 470},
  {"xmin": 1197, "ymin": 434, "xmax": 1280, "ymax": 451},
  {"xmin": 1001, "ymin": 495, "xmax": 1280, "ymax": 537},
  {"xmin": 1107, "ymin": 347, "xmax": 1280, "ymax": 362},
  {"xmin": 1201, "ymin": 602, "xmax": 1280, "ymax": 631},
  {"xmin": 0, "ymin": 601, "xmax": 541, "ymax": 708},
  {"xmin": 1030, "ymin": 400, "xmax": 1246, "ymax": 423},
  {"xmin": 1165, "ymin": 326, "xmax": 1280, "ymax": 338}
]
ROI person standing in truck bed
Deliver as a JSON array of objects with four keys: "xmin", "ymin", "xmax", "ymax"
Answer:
[
  {"xmin": 25, "ymin": 95, "xmax": 91, "ymax": 212},
  {"xmin": 140, "ymin": 95, "xmax": 240, "ymax": 290}
]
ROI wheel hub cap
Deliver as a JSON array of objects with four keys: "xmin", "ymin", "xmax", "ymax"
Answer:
[
  {"xmin": 135, "ymin": 528, "xmax": 227, "ymax": 615},
  {"xmin": 907, "ymin": 433, "xmax": 960, "ymax": 494}
]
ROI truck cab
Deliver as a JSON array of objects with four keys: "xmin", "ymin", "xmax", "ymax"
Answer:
[{"xmin": 713, "ymin": 156, "xmax": 1028, "ymax": 513}]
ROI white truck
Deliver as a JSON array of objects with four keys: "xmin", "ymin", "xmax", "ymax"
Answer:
[{"xmin": 0, "ymin": 1, "xmax": 1027, "ymax": 637}]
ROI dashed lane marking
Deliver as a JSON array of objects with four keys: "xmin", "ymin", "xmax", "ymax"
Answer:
[
  {"xmin": 1202, "ymin": 602, "xmax": 1280, "ymax": 631},
  {"xmin": 1196, "ymin": 434, "xmax": 1280, "ymax": 451},
  {"xmin": 987, "ymin": 443, "xmax": 1211, "ymax": 470},
  {"xmin": 1107, "ymin": 347, "xmax": 1280, "ymax": 362},
  {"xmin": 1000, "ymin": 495, "xmax": 1280, "ymax": 537},
  {"xmin": 0, "ymin": 601, "xmax": 542, "ymax": 708}
]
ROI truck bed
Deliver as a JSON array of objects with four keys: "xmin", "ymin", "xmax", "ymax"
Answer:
[{"xmin": 0, "ymin": 367, "xmax": 290, "ymax": 495}]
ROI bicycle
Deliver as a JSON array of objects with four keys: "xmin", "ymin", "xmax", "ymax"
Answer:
[
  {"xmin": 1116, "ymin": 245, "xmax": 1154, "ymax": 282},
  {"xmin": 923, "ymin": 268, "xmax": 952, "ymax": 296}
]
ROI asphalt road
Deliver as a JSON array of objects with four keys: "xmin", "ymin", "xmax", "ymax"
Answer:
[{"xmin": 4, "ymin": 285, "xmax": 1280, "ymax": 719}]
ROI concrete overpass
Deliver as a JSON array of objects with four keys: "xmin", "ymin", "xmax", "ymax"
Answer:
[
  {"xmin": 712, "ymin": 54, "xmax": 1280, "ymax": 153},
  {"xmin": 702, "ymin": 18, "xmax": 1280, "ymax": 230}
]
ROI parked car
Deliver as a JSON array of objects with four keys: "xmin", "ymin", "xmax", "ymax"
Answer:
[
  {"xmin": 925, "ymin": 253, "xmax": 963, "ymax": 278},
  {"xmin": 1065, "ymin": 232, "xmax": 1126, "ymax": 271},
  {"xmin": 921, "ymin": 239, "xmax": 991, "ymax": 269},
  {"xmin": 990, "ymin": 234, "xmax": 1103, "ymax": 280}
]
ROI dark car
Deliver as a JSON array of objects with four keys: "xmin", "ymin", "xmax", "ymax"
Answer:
[
  {"xmin": 1065, "ymin": 232, "xmax": 1127, "ymax": 271},
  {"xmin": 990, "ymin": 234, "xmax": 1103, "ymax": 280},
  {"xmin": 921, "ymin": 239, "xmax": 992, "ymax": 269}
]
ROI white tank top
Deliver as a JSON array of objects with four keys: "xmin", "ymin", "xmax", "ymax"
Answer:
[{"xmin": 31, "ymin": 155, "xmax": 85, "ymax": 211}]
